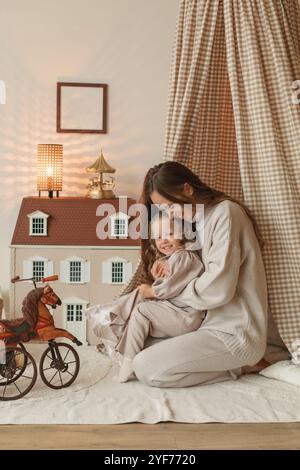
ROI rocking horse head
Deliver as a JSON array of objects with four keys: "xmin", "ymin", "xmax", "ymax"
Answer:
[
  {"xmin": 21, "ymin": 285, "xmax": 62, "ymax": 329},
  {"xmin": 40, "ymin": 285, "xmax": 62, "ymax": 309}
]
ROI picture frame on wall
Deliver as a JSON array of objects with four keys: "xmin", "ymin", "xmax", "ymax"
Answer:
[{"xmin": 56, "ymin": 82, "xmax": 108, "ymax": 134}]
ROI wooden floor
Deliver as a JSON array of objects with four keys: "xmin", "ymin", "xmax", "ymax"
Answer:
[{"xmin": 0, "ymin": 423, "xmax": 300, "ymax": 450}]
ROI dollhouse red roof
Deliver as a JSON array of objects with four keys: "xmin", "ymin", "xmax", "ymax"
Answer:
[{"xmin": 11, "ymin": 197, "xmax": 140, "ymax": 247}]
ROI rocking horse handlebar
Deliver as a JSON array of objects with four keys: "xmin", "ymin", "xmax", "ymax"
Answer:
[
  {"xmin": 11, "ymin": 275, "xmax": 59, "ymax": 283},
  {"xmin": 42, "ymin": 275, "xmax": 59, "ymax": 282}
]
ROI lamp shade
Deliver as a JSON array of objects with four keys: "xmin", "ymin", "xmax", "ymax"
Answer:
[{"xmin": 37, "ymin": 144, "xmax": 63, "ymax": 196}]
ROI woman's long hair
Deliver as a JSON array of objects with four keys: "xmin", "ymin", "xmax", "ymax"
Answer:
[{"xmin": 139, "ymin": 161, "xmax": 264, "ymax": 283}]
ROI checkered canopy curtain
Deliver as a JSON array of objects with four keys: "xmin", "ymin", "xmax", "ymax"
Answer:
[{"xmin": 163, "ymin": 0, "xmax": 300, "ymax": 353}]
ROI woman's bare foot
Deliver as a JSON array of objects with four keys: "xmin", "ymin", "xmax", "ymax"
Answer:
[{"xmin": 241, "ymin": 358, "xmax": 270, "ymax": 375}]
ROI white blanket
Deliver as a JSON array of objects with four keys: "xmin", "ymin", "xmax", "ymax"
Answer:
[{"xmin": 1, "ymin": 343, "xmax": 300, "ymax": 424}]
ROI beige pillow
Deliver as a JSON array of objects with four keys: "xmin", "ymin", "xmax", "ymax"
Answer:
[{"xmin": 259, "ymin": 360, "xmax": 300, "ymax": 387}]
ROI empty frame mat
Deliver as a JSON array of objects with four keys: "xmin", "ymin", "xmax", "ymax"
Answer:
[{"xmin": 57, "ymin": 83, "xmax": 107, "ymax": 134}]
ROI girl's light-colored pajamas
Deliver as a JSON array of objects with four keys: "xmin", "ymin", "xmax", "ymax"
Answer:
[
  {"xmin": 116, "ymin": 296, "xmax": 204, "ymax": 360},
  {"xmin": 87, "ymin": 250, "xmax": 205, "ymax": 360},
  {"xmin": 116, "ymin": 250, "xmax": 205, "ymax": 359}
]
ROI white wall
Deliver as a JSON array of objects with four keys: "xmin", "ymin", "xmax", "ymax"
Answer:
[{"xmin": 0, "ymin": 0, "xmax": 179, "ymax": 312}]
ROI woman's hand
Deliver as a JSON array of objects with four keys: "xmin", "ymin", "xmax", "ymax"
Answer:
[
  {"xmin": 139, "ymin": 283, "xmax": 155, "ymax": 299},
  {"xmin": 151, "ymin": 260, "xmax": 169, "ymax": 280}
]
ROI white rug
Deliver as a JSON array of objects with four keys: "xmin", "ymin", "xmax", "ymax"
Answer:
[
  {"xmin": 18, "ymin": 343, "xmax": 112, "ymax": 401},
  {"xmin": 1, "ymin": 343, "xmax": 300, "ymax": 424}
]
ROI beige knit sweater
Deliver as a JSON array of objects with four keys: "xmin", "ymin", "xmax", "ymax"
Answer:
[{"xmin": 172, "ymin": 200, "xmax": 269, "ymax": 365}]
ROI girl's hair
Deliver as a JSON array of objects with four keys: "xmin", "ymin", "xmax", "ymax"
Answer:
[{"xmin": 139, "ymin": 161, "xmax": 264, "ymax": 283}]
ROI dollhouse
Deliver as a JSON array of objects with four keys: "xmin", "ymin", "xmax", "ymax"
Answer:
[{"xmin": 9, "ymin": 196, "xmax": 140, "ymax": 344}]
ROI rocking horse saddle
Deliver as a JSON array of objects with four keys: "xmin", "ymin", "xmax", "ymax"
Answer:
[{"xmin": 0, "ymin": 318, "xmax": 33, "ymax": 342}]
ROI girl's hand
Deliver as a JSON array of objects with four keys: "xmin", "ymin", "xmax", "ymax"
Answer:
[
  {"xmin": 139, "ymin": 284, "xmax": 155, "ymax": 299},
  {"xmin": 151, "ymin": 260, "xmax": 169, "ymax": 279}
]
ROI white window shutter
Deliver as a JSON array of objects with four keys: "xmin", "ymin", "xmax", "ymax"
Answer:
[
  {"xmin": 23, "ymin": 260, "xmax": 33, "ymax": 279},
  {"xmin": 46, "ymin": 261, "xmax": 54, "ymax": 277},
  {"xmin": 124, "ymin": 219, "xmax": 129, "ymax": 237},
  {"xmin": 124, "ymin": 261, "xmax": 133, "ymax": 283},
  {"xmin": 60, "ymin": 260, "xmax": 69, "ymax": 283},
  {"xmin": 102, "ymin": 261, "xmax": 112, "ymax": 284},
  {"xmin": 84, "ymin": 261, "xmax": 90, "ymax": 283},
  {"xmin": 44, "ymin": 218, "xmax": 48, "ymax": 236}
]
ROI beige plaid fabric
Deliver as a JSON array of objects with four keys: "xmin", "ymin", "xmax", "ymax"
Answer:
[
  {"xmin": 119, "ymin": 0, "xmax": 300, "ymax": 353},
  {"xmin": 222, "ymin": 0, "xmax": 300, "ymax": 353},
  {"xmin": 164, "ymin": 0, "xmax": 244, "ymax": 201}
]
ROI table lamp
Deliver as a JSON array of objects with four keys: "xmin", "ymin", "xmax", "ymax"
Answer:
[{"xmin": 37, "ymin": 144, "xmax": 63, "ymax": 198}]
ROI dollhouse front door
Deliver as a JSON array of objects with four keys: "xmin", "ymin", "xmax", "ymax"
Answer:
[{"xmin": 63, "ymin": 298, "xmax": 88, "ymax": 344}]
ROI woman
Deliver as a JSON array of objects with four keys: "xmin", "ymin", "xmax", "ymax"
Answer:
[{"xmin": 132, "ymin": 161, "xmax": 272, "ymax": 388}]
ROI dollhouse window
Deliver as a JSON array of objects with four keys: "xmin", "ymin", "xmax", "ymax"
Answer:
[
  {"xmin": 111, "ymin": 261, "xmax": 124, "ymax": 283},
  {"xmin": 114, "ymin": 219, "xmax": 126, "ymax": 236},
  {"xmin": 60, "ymin": 256, "xmax": 90, "ymax": 284},
  {"xmin": 32, "ymin": 218, "xmax": 45, "ymax": 234},
  {"xmin": 110, "ymin": 212, "xmax": 129, "ymax": 237},
  {"xmin": 69, "ymin": 261, "xmax": 82, "ymax": 283},
  {"xmin": 102, "ymin": 257, "xmax": 132, "ymax": 284},
  {"xmin": 66, "ymin": 304, "xmax": 83, "ymax": 322},
  {"xmin": 27, "ymin": 210, "xmax": 49, "ymax": 236},
  {"xmin": 32, "ymin": 260, "xmax": 45, "ymax": 282},
  {"xmin": 23, "ymin": 256, "xmax": 53, "ymax": 281}
]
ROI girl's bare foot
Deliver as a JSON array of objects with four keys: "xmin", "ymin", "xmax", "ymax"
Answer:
[{"xmin": 241, "ymin": 358, "xmax": 270, "ymax": 375}]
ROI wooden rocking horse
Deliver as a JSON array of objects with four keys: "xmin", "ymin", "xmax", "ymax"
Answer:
[
  {"xmin": 0, "ymin": 275, "xmax": 82, "ymax": 401},
  {"xmin": 0, "ymin": 275, "xmax": 82, "ymax": 347}
]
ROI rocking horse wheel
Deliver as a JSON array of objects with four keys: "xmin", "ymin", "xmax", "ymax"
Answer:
[
  {"xmin": 0, "ymin": 343, "xmax": 28, "ymax": 385},
  {"xmin": 0, "ymin": 346, "xmax": 37, "ymax": 401},
  {"xmin": 39, "ymin": 342, "xmax": 80, "ymax": 390}
]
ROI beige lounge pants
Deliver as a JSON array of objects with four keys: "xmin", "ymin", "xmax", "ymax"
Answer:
[
  {"xmin": 115, "ymin": 299, "xmax": 204, "ymax": 360},
  {"xmin": 131, "ymin": 329, "xmax": 247, "ymax": 388}
]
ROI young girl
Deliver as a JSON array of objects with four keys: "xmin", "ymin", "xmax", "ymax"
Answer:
[{"xmin": 86, "ymin": 213, "xmax": 206, "ymax": 382}]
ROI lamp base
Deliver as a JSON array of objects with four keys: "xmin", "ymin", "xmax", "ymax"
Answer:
[
  {"xmin": 38, "ymin": 190, "xmax": 60, "ymax": 198},
  {"xmin": 86, "ymin": 188, "xmax": 116, "ymax": 199}
]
